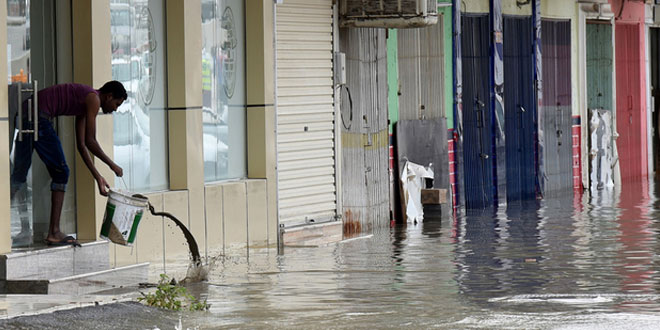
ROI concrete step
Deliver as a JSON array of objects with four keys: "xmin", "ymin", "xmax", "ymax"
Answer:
[
  {"xmin": 281, "ymin": 221, "xmax": 343, "ymax": 247},
  {"xmin": 3, "ymin": 262, "xmax": 150, "ymax": 295},
  {"xmin": 0, "ymin": 240, "xmax": 110, "ymax": 281}
]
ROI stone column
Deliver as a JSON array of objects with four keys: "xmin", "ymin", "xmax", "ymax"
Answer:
[
  {"xmin": 166, "ymin": 0, "xmax": 206, "ymax": 247},
  {"xmin": 71, "ymin": 0, "xmax": 113, "ymax": 241},
  {"xmin": 246, "ymin": 0, "xmax": 277, "ymax": 244}
]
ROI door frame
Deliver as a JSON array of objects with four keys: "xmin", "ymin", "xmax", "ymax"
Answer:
[{"xmin": 578, "ymin": 6, "xmax": 619, "ymax": 190}]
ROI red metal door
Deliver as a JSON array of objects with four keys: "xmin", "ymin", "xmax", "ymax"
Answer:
[{"xmin": 615, "ymin": 23, "xmax": 647, "ymax": 180}]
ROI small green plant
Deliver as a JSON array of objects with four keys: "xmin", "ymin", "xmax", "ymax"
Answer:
[{"xmin": 138, "ymin": 274, "xmax": 210, "ymax": 311}]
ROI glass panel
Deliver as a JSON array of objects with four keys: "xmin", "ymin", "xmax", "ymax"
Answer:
[
  {"xmin": 7, "ymin": 0, "xmax": 74, "ymax": 248},
  {"xmin": 111, "ymin": 0, "xmax": 168, "ymax": 192},
  {"xmin": 202, "ymin": 0, "xmax": 246, "ymax": 181}
]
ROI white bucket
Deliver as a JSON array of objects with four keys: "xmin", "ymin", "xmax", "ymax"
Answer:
[{"xmin": 100, "ymin": 189, "xmax": 148, "ymax": 246}]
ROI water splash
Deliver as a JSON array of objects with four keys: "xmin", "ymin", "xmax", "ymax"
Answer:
[{"xmin": 182, "ymin": 261, "xmax": 210, "ymax": 284}]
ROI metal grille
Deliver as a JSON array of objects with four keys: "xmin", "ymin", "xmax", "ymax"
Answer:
[{"xmin": 397, "ymin": 15, "xmax": 444, "ymax": 121}]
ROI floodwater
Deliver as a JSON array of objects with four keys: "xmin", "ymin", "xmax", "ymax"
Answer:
[
  {"xmin": 8, "ymin": 180, "xmax": 660, "ymax": 329},
  {"xmin": 174, "ymin": 179, "xmax": 660, "ymax": 329}
]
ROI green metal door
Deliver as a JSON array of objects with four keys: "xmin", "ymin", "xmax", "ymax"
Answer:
[{"xmin": 586, "ymin": 23, "xmax": 613, "ymax": 111}]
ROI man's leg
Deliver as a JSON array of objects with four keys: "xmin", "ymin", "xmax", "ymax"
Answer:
[
  {"xmin": 32, "ymin": 118, "xmax": 76, "ymax": 245},
  {"xmin": 48, "ymin": 190, "xmax": 65, "ymax": 242}
]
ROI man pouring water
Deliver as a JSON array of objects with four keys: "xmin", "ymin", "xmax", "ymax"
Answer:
[{"xmin": 10, "ymin": 81, "xmax": 127, "ymax": 246}]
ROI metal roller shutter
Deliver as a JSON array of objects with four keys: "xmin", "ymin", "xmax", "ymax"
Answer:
[{"xmin": 276, "ymin": 0, "xmax": 337, "ymax": 227}]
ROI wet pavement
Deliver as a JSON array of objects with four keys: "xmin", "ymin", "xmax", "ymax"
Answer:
[{"xmin": 5, "ymin": 180, "xmax": 660, "ymax": 329}]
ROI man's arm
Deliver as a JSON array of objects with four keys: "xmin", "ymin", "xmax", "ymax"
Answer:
[
  {"xmin": 81, "ymin": 93, "xmax": 122, "ymax": 173},
  {"xmin": 75, "ymin": 112, "xmax": 109, "ymax": 195},
  {"xmin": 74, "ymin": 93, "xmax": 122, "ymax": 195}
]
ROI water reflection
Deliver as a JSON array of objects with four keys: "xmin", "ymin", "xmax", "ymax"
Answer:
[
  {"xmin": 616, "ymin": 179, "xmax": 656, "ymax": 294},
  {"xmin": 160, "ymin": 180, "xmax": 660, "ymax": 328}
]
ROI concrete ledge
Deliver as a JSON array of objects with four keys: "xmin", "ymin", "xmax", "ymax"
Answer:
[
  {"xmin": 4, "ymin": 262, "xmax": 149, "ymax": 295},
  {"xmin": 0, "ymin": 293, "xmax": 140, "ymax": 320},
  {"xmin": 281, "ymin": 221, "xmax": 342, "ymax": 247},
  {"xmin": 0, "ymin": 241, "xmax": 110, "ymax": 280}
]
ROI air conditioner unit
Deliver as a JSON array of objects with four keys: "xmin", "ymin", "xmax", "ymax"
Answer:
[
  {"xmin": 578, "ymin": 0, "xmax": 614, "ymax": 20},
  {"xmin": 340, "ymin": 0, "xmax": 439, "ymax": 29}
]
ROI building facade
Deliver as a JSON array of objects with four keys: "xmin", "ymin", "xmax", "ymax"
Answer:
[{"xmin": 1, "ymin": 0, "xmax": 278, "ymax": 273}]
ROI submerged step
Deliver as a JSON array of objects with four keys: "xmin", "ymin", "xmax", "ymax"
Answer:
[{"xmin": 2, "ymin": 262, "xmax": 149, "ymax": 295}]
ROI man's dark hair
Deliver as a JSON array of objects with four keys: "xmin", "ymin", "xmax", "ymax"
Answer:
[{"xmin": 99, "ymin": 80, "xmax": 128, "ymax": 100}]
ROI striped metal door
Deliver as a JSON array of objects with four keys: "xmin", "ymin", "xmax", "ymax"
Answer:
[
  {"xmin": 461, "ymin": 14, "xmax": 494, "ymax": 209},
  {"xmin": 615, "ymin": 23, "xmax": 646, "ymax": 180},
  {"xmin": 541, "ymin": 19, "xmax": 572, "ymax": 193},
  {"xmin": 397, "ymin": 17, "xmax": 444, "ymax": 121},
  {"xmin": 275, "ymin": 0, "xmax": 337, "ymax": 227},
  {"xmin": 504, "ymin": 16, "xmax": 536, "ymax": 202}
]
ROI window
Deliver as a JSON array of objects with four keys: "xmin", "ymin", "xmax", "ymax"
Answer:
[
  {"xmin": 111, "ymin": 0, "xmax": 168, "ymax": 191},
  {"xmin": 201, "ymin": 0, "xmax": 246, "ymax": 181}
]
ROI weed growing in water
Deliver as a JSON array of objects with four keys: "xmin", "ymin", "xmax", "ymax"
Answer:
[{"xmin": 138, "ymin": 274, "xmax": 210, "ymax": 311}]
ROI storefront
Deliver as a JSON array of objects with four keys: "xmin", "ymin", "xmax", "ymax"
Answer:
[{"xmin": 0, "ymin": 0, "xmax": 277, "ymax": 276}]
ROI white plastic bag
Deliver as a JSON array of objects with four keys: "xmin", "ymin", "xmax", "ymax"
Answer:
[{"xmin": 400, "ymin": 161, "xmax": 434, "ymax": 223}]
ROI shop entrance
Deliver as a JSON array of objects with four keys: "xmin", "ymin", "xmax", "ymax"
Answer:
[{"xmin": 7, "ymin": 0, "xmax": 74, "ymax": 249}]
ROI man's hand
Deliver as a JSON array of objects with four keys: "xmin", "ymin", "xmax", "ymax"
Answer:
[
  {"xmin": 97, "ymin": 176, "xmax": 110, "ymax": 196},
  {"xmin": 111, "ymin": 163, "xmax": 123, "ymax": 177}
]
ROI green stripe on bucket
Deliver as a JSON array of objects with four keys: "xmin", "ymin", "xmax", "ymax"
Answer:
[
  {"xmin": 100, "ymin": 203, "xmax": 116, "ymax": 237},
  {"xmin": 127, "ymin": 211, "xmax": 144, "ymax": 244}
]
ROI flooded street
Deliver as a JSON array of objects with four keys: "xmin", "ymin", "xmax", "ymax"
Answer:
[
  {"xmin": 7, "ymin": 181, "xmax": 660, "ymax": 329},
  {"xmin": 173, "ymin": 180, "xmax": 660, "ymax": 329}
]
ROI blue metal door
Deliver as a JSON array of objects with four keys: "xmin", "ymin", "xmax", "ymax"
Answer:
[
  {"xmin": 461, "ymin": 14, "xmax": 494, "ymax": 208},
  {"xmin": 504, "ymin": 16, "xmax": 536, "ymax": 202}
]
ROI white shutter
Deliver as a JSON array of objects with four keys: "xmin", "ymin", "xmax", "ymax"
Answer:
[{"xmin": 276, "ymin": 0, "xmax": 337, "ymax": 227}]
